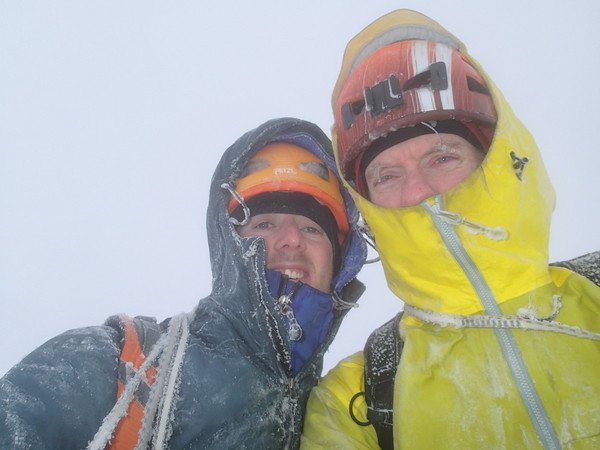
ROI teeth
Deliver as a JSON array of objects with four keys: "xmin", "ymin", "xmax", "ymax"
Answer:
[{"xmin": 283, "ymin": 269, "xmax": 304, "ymax": 280}]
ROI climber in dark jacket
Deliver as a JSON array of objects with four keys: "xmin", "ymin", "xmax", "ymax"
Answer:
[{"xmin": 0, "ymin": 117, "xmax": 367, "ymax": 449}]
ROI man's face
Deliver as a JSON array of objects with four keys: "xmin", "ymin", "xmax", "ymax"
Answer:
[
  {"xmin": 237, "ymin": 213, "xmax": 334, "ymax": 292},
  {"xmin": 364, "ymin": 133, "xmax": 485, "ymax": 208}
]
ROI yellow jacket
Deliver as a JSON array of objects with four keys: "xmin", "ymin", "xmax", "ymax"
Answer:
[{"xmin": 302, "ymin": 10, "xmax": 600, "ymax": 449}]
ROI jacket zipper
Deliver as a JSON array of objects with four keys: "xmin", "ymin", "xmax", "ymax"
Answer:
[
  {"xmin": 284, "ymin": 377, "xmax": 299, "ymax": 449},
  {"xmin": 423, "ymin": 196, "xmax": 561, "ymax": 450},
  {"xmin": 275, "ymin": 275, "xmax": 302, "ymax": 448}
]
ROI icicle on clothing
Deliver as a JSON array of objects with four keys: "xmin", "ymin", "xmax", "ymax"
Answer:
[{"xmin": 403, "ymin": 298, "xmax": 600, "ymax": 341}]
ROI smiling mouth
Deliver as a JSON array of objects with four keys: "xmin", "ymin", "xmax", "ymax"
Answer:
[{"xmin": 283, "ymin": 269, "xmax": 305, "ymax": 280}]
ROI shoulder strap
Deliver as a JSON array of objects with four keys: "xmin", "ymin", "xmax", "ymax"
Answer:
[
  {"xmin": 363, "ymin": 312, "xmax": 403, "ymax": 450},
  {"xmin": 104, "ymin": 314, "xmax": 162, "ymax": 450},
  {"xmin": 551, "ymin": 250, "xmax": 600, "ymax": 287}
]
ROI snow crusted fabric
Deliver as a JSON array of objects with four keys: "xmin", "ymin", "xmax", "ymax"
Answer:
[
  {"xmin": 0, "ymin": 118, "xmax": 366, "ymax": 449},
  {"xmin": 301, "ymin": 10, "xmax": 600, "ymax": 450}
]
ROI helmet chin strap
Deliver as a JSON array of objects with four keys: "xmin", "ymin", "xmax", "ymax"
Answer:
[{"xmin": 419, "ymin": 120, "xmax": 439, "ymax": 135}]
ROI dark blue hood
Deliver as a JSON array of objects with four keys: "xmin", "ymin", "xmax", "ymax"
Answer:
[
  {"xmin": 179, "ymin": 117, "xmax": 367, "ymax": 447},
  {"xmin": 207, "ymin": 117, "xmax": 366, "ymax": 301},
  {"xmin": 0, "ymin": 118, "xmax": 366, "ymax": 450}
]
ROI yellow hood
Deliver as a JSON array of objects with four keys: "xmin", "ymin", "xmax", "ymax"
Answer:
[
  {"xmin": 331, "ymin": 10, "xmax": 556, "ymax": 315},
  {"xmin": 302, "ymin": 12, "xmax": 600, "ymax": 449}
]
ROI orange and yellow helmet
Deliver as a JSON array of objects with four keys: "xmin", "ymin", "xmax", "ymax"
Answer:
[{"xmin": 228, "ymin": 142, "xmax": 349, "ymax": 245}]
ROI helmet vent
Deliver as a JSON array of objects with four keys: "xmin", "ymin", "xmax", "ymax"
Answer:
[
  {"xmin": 467, "ymin": 76, "xmax": 491, "ymax": 96},
  {"xmin": 298, "ymin": 161, "xmax": 330, "ymax": 181},
  {"xmin": 239, "ymin": 158, "xmax": 269, "ymax": 178},
  {"xmin": 341, "ymin": 99, "xmax": 366, "ymax": 130}
]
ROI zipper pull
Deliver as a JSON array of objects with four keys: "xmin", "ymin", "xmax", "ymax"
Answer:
[{"xmin": 278, "ymin": 294, "xmax": 303, "ymax": 341}]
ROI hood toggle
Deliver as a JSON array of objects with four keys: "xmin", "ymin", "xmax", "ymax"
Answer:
[
  {"xmin": 510, "ymin": 151, "xmax": 530, "ymax": 181},
  {"xmin": 429, "ymin": 201, "xmax": 509, "ymax": 241}
]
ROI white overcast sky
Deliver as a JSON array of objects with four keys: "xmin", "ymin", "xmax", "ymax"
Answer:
[{"xmin": 1, "ymin": 1, "xmax": 599, "ymax": 377}]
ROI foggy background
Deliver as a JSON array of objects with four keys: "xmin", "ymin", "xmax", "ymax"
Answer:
[{"xmin": 1, "ymin": 1, "xmax": 598, "ymax": 376}]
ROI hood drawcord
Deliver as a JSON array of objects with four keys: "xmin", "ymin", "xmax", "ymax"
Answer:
[
  {"xmin": 429, "ymin": 200, "xmax": 509, "ymax": 241},
  {"xmin": 332, "ymin": 291, "xmax": 359, "ymax": 311},
  {"xmin": 357, "ymin": 215, "xmax": 381, "ymax": 264},
  {"xmin": 518, "ymin": 295, "xmax": 562, "ymax": 322},
  {"xmin": 403, "ymin": 299, "xmax": 600, "ymax": 342}
]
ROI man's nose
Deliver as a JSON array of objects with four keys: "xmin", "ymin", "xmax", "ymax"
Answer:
[
  {"xmin": 274, "ymin": 221, "xmax": 306, "ymax": 251},
  {"xmin": 399, "ymin": 171, "xmax": 436, "ymax": 207}
]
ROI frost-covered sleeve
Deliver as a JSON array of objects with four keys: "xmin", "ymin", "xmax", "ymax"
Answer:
[
  {"xmin": 0, "ymin": 325, "xmax": 121, "ymax": 449},
  {"xmin": 551, "ymin": 250, "xmax": 600, "ymax": 287},
  {"xmin": 300, "ymin": 351, "xmax": 379, "ymax": 449}
]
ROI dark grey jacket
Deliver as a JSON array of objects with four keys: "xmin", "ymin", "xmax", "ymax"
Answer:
[{"xmin": 0, "ymin": 118, "xmax": 367, "ymax": 449}]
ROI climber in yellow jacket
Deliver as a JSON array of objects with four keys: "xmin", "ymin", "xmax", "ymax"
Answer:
[{"xmin": 302, "ymin": 9, "xmax": 600, "ymax": 449}]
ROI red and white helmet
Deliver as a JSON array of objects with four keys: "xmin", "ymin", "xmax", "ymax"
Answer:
[{"xmin": 334, "ymin": 39, "xmax": 497, "ymax": 183}]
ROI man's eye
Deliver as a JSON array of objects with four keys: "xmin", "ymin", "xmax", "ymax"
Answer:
[
  {"xmin": 378, "ymin": 174, "xmax": 396, "ymax": 183},
  {"xmin": 434, "ymin": 155, "xmax": 456, "ymax": 164},
  {"xmin": 372, "ymin": 172, "xmax": 398, "ymax": 187},
  {"xmin": 304, "ymin": 226, "xmax": 321, "ymax": 234},
  {"xmin": 255, "ymin": 221, "xmax": 272, "ymax": 229}
]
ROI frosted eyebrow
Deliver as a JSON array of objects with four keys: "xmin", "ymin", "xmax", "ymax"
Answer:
[
  {"xmin": 364, "ymin": 137, "xmax": 469, "ymax": 177},
  {"xmin": 427, "ymin": 141, "xmax": 460, "ymax": 155},
  {"xmin": 364, "ymin": 164, "xmax": 399, "ymax": 184}
]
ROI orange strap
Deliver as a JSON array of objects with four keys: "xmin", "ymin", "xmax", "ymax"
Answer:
[{"xmin": 106, "ymin": 315, "xmax": 157, "ymax": 450}]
